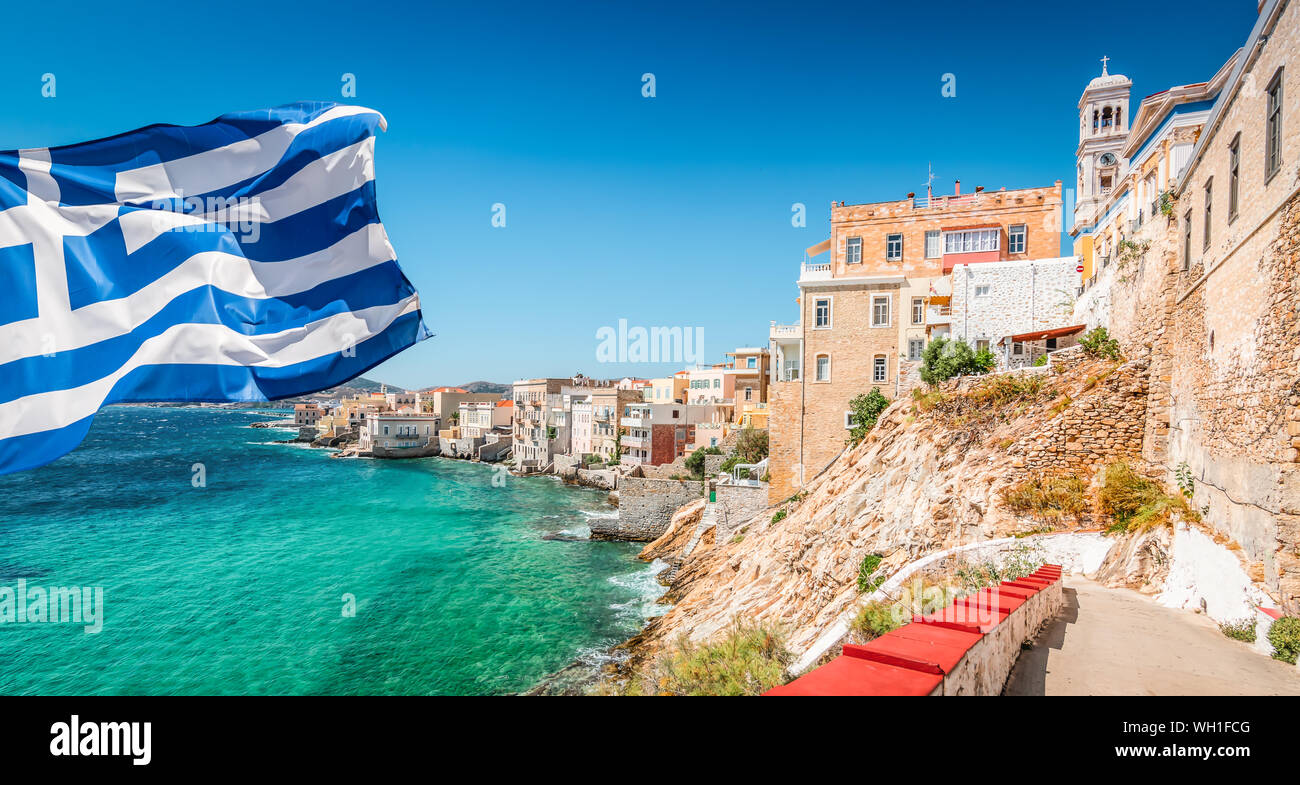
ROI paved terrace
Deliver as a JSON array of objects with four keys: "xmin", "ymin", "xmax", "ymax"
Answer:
[{"xmin": 1005, "ymin": 578, "xmax": 1300, "ymax": 696}]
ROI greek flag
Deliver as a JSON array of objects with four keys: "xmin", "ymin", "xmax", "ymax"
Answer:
[{"xmin": 0, "ymin": 102, "xmax": 429, "ymax": 475}]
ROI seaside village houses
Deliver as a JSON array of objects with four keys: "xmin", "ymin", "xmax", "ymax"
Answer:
[{"xmin": 285, "ymin": 1, "xmax": 1300, "ymax": 613}]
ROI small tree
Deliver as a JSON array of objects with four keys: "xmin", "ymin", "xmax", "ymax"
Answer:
[
  {"xmin": 920, "ymin": 337, "xmax": 995, "ymax": 386},
  {"xmin": 1079, "ymin": 327, "xmax": 1122, "ymax": 360},
  {"xmin": 734, "ymin": 428, "xmax": 768, "ymax": 463},
  {"xmin": 846, "ymin": 388, "xmax": 890, "ymax": 446},
  {"xmin": 685, "ymin": 446, "xmax": 721, "ymax": 478}
]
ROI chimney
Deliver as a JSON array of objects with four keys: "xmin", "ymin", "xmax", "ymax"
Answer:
[{"xmin": 954, "ymin": 179, "xmax": 961, "ymax": 196}]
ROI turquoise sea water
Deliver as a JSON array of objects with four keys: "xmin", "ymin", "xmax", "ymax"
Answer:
[{"xmin": 0, "ymin": 407, "xmax": 663, "ymax": 695}]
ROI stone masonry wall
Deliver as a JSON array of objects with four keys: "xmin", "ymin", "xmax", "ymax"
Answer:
[
  {"xmin": 714, "ymin": 484, "xmax": 770, "ymax": 539},
  {"xmin": 1011, "ymin": 352, "xmax": 1150, "ymax": 474},
  {"xmin": 597, "ymin": 476, "xmax": 704, "ymax": 541}
]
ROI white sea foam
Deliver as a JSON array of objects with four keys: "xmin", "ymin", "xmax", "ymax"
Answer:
[{"xmin": 607, "ymin": 558, "xmax": 670, "ymax": 623}]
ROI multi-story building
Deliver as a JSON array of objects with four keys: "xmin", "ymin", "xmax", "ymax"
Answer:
[
  {"xmin": 619, "ymin": 403, "xmax": 687, "ymax": 466},
  {"xmin": 459, "ymin": 399, "xmax": 512, "ymax": 438},
  {"xmin": 767, "ymin": 179, "xmax": 1064, "ymax": 502},
  {"xmin": 294, "ymin": 403, "xmax": 323, "ymax": 427},
  {"xmin": 360, "ymin": 412, "xmax": 439, "ymax": 457},
  {"xmin": 512, "ymin": 378, "xmax": 568, "ymax": 471},
  {"xmin": 421, "ymin": 387, "xmax": 501, "ymax": 426},
  {"xmin": 727, "ymin": 347, "xmax": 771, "ymax": 412},
  {"xmin": 570, "ymin": 397, "xmax": 594, "ymax": 457},
  {"xmin": 647, "ymin": 374, "xmax": 688, "ymax": 405},
  {"xmin": 591, "ymin": 386, "xmax": 641, "ymax": 463}
]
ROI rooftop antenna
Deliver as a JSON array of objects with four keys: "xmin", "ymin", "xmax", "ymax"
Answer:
[{"xmin": 925, "ymin": 163, "xmax": 936, "ymax": 201}]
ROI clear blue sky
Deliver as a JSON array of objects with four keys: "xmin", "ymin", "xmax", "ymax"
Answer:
[{"xmin": 0, "ymin": 0, "xmax": 1258, "ymax": 390}]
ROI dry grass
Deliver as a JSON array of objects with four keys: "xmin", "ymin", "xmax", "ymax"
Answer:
[
  {"xmin": 1098, "ymin": 462, "xmax": 1200, "ymax": 532},
  {"xmin": 1001, "ymin": 474, "xmax": 1089, "ymax": 520}
]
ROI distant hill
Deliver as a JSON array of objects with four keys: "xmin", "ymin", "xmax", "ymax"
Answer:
[{"xmin": 458, "ymin": 381, "xmax": 511, "ymax": 395}]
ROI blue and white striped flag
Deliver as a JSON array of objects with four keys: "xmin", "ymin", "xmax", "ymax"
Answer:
[{"xmin": 0, "ymin": 102, "xmax": 429, "ymax": 475}]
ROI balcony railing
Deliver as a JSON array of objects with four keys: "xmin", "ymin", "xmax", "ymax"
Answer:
[
  {"xmin": 769, "ymin": 321, "xmax": 802, "ymax": 340},
  {"xmin": 620, "ymin": 415, "xmax": 650, "ymax": 428},
  {"xmin": 926, "ymin": 305, "xmax": 953, "ymax": 325},
  {"xmin": 799, "ymin": 262, "xmax": 832, "ymax": 281}
]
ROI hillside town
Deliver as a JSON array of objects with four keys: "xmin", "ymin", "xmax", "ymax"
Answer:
[{"xmin": 281, "ymin": 4, "xmax": 1297, "ymax": 598}]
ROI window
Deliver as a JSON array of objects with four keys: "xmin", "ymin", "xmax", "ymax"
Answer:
[
  {"xmin": 908, "ymin": 338, "xmax": 924, "ymax": 361},
  {"xmin": 871, "ymin": 294, "xmax": 890, "ymax": 327},
  {"xmin": 1012, "ymin": 342, "xmax": 1024, "ymax": 356},
  {"xmin": 975, "ymin": 339, "xmax": 990, "ymax": 353},
  {"xmin": 1183, "ymin": 209, "xmax": 1192, "ymax": 271},
  {"xmin": 1008, "ymin": 224, "xmax": 1027, "ymax": 254},
  {"xmin": 846, "ymin": 236, "xmax": 862, "ymax": 264},
  {"xmin": 844, "ymin": 412, "xmax": 857, "ymax": 430},
  {"xmin": 1266, "ymin": 67, "xmax": 1284, "ymax": 182},
  {"xmin": 974, "ymin": 284, "xmax": 990, "ymax": 297},
  {"xmin": 1046, "ymin": 337, "xmax": 1058, "ymax": 350},
  {"xmin": 924, "ymin": 230, "xmax": 941, "ymax": 258},
  {"xmin": 911, "ymin": 297, "xmax": 924, "ymax": 325},
  {"xmin": 872, "ymin": 356, "xmax": 887, "ymax": 383},
  {"xmin": 1228, "ymin": 134, "xmax": 1240, "ymax": 221},
  {"xmin": 943, "ymin": 228, "xmax": 999, "ymax": 254},
  {"xmin": 744, "ymin": 387, "xmax": 752, "ymax": 401},
  {"xmin": 746, "ymin": 357, "xmax": 756, "ymax": 368},
  {"xmin": 815, "ymin": 354, "xmax": 830, "ymax": 382},
  {"xmin": 1203, "ymin": 178, "xmax": 1212, "ymax": 251},
  {"xmin": 712, "ymin": 378, "xmax": 720, "ymax": 388},
  {"xmin": 886, "ymin": 233, "xmax": 903, "ymax": 261},
  {"xmin": 814, "ymin": 297, "xmax": 831, "ymax": 328}
]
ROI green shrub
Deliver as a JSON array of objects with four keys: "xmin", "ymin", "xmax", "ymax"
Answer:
[
  {"xmin": 1032, "ymin": 354, "xmax": 1048, "ymax": 367},
  {"xmin": 770, "ymin": 509, "xmax": 787, "ymax": 524},
  {"xmin": 1079, "ymin": 327, "xmax": 1122, "ymax": 360},
  {"xmin": 1268, "ymin": 617, "xmax": 1300, "ymax": 664},
  {"xmin": 919, "ymin": 337, "xmax": 995, "ymax": 386},
  {"xmin": 684, "ymin": 446, "xmax": 721, "ymax": 477},
  {"xmin": 857, "ymin": 554, "xmax": 885, "ymax": 593},
  {"xmin": 846, "ymin": 388, "xmax": 891, "ymax": 446},
  {"xmin": 1219, "ymin": 618, "xmax": 1256, "ymax": 643},
  {"xmin": 657, "ymin": 621, "xmax": 791, "ymax": 695}
]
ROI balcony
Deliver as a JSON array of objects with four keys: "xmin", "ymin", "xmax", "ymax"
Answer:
[
  {"xmin": 769, "ymin": 321, "xmax": 802, "ymax": 342},
  {"xmin": 621, "ymin": 434, "xmax": 649, "ymax": 448},
  {"xmin": 778, "ymin": 364, "xmax": 800, "ymax": 382},
  {"xmin": 620, "ymin": 414, "xmax": 651, "ymax": 428},
  {"xmin": 926, "ymin": 305, "xmax": 953, "ymax": 325},
  {"xmin": 799, "ymin": 262, "xmax": 833, "ymax": 282}
]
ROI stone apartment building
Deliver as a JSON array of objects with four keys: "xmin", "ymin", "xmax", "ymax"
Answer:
[
  {"xmin": 360, "ymin": 412, "xmax": 439, "ymax": 457},
  {"xmin": 294, "ymin": 403, "xmax": 323, "ymax": 427},
  {"xmin": 1072, "ymin": 0, "xmax": 1300, "ymax": 611},
  {"xmin": 767, "ymin": 180, "xmax": 1065, "ymax": 502}
]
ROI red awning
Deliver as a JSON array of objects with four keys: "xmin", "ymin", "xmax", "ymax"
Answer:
[{"xmin": 1004, "ymin": 324, "xmax": 1087, "ymax": 344}]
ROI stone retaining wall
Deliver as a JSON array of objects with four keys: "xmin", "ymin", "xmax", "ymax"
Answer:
[
  {"xmin": 596, "ymin": 476, "xmax": 704, "ymax": 541},
  {"xmin": 714, "ymin": 484, "xmax": 769, "ymax": 538}
]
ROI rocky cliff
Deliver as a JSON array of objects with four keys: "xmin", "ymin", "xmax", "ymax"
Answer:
[{"xmin": 620, "ymin": 349, "xmax": 1178, "ymax": 670}]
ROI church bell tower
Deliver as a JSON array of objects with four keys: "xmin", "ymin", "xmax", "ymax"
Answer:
[{"xmin": 1072, "ymin": 57, "xmax": 1133, "ymax": 235}]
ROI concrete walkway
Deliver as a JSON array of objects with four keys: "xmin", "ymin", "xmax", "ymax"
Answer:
[{"xmin": 1004, "ymin": 577, "xmax": 1300, "ymax": 695}]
